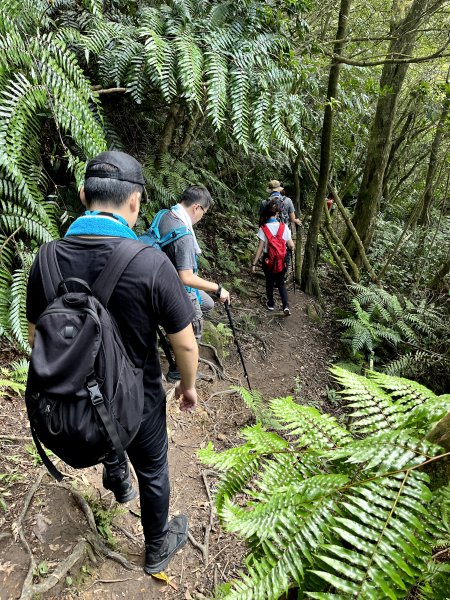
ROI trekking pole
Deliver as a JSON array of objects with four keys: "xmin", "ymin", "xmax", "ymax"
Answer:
[
  {"xmin": 223, "ymin": 300, "xmax": 252, "ymax": 390},
  {"xmin": 156, "ymin": 326, "xmax": 177, "ymax": 373}
]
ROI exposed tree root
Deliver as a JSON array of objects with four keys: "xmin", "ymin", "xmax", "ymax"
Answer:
[
  {"xmin": 84, "ymin": 531, "xmax": 140, "ymax": 571},
  {"xmin": 199, "ymin": 342, "xmax": 225, "ymax": 370},
  {"xmin": 207, "ymin": 389, "xmax": 237, "ymax": 403},
  {"xmin": 187, "ymin": 470, "xmax": 218, "ymax": 563},
  {"xmin": 199, "ymin": 342, "xmax": 241, "ymax": 383},
  {"xmin": 114, "ymin": 523, "xmax": 143, "ymax": 546},
  {"xmin": 16, "ymin": 469, "xmax": 47, "ymax": 600},
  {"xmin": 199, "ymin": 356, "xmax": 240, "ymax": 384},
  {"xmin": 85, "ymin": 576, "xmax": 138, "ymax": 591},
  {"xmin": 17, "ymin": 473, "xmax": 140, "ymax": 600},
  {"xmin": 53, "ymin": 482, "xmax": 140, "ymax": 570},
  {"xmin": 22, "ymin": 540, "xmax": 88, "ymax": 599}
]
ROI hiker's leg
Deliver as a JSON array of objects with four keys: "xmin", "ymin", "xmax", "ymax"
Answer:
[
  {"xmin": 199, "ymin": 290, "xmax": 214, "ymax": 318},
  {"xmin": 127, "ymin": 392, "xmax": 169, "ymax": 551},
  {"xmin": 102, "ymin": 453, "xmax": 137, "ymax": 503},
  {"xmin": 285, "ymin": 248, "xmax": 291, "ymax": 270},
  {"xmin": 190, "ymin": 293, "xmax": 203, "ymax": 341},
  {"xmin": 263, "ymin": 265, "xmax": 275, "ymax": 307},
  {"xmin": 168, "ymin": 293, "xmax": 202, "ymax": 381},
  {"xmin": 276, "ymin": 270, "xmax": 289, "ymax": 309}
]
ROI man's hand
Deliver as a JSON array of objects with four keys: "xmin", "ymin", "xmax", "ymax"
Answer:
[
  {"xmin": 219, "ymin": 286, "xmax": 230, "ymax": 304},
  {"xmin": 175, "ymin": 381, "xmax": 197, "ymax": 412}
]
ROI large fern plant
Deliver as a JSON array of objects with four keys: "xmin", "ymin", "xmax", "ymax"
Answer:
[
  {"xmin": 340, "ymin": 284, "xmax": 449, "ymax": 391},
  {"xmin": 76, "ymin": 0, "xmax": 307, "ymax": 153},
  {"xmin": 199, "ymin": 367, "xmax": 450, "ymax": 599},
  {"xmin": 0, "ymin": 0, "xmax": 107, "ymax": 349}
]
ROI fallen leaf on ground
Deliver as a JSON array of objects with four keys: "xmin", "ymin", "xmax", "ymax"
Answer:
[{"xmin": 151, "ymin": 571, "xmax": 170, "ymax": 584}]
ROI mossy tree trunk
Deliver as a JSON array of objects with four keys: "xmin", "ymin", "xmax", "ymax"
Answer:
[
  {"xmin": 300, "ymin": 0, "xmax": 352, "ymax": 298},
  {"xmin": 345, "ymin": 0, "xmax": 442, "ymax": 260},
  {"xmin": 417, "ymin": 76, "xmax": 450, "ymax": 226}
]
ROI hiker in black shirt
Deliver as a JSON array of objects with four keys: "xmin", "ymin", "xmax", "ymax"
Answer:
[{"xmin": 26, "ymin": 151, "xmax": 197, "ymax": 574}]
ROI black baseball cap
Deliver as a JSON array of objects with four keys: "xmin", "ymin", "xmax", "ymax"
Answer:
[{"xmin": 85, "ymin": 151, "xmax": 145, "ymax": 185}]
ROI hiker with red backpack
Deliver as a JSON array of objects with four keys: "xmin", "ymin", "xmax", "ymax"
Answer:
[{"xmin": 252, "ymin": 198, "xmax": 294, "ymax": 315}]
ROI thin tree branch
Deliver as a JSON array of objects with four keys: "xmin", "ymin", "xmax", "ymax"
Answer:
[
  {"xmin": 330, "ymin": 38, "xmax": 450, "ymax": 66},
  {"xmin": 93, "ymin": 87, "xmax": 127, "ymax": 95}
]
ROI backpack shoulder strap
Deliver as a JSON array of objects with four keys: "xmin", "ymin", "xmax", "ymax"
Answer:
[
  {"xmin": 261, "ymin": 224, "xmax": 274, "ymax": 241},
  {"xmin": 39, "ymin": 241, "xmax": 63, "ymax": 304},
  {"xmin": 149, "ymin": 209, "xmax": 169, "ymax": 237},
  {"xmin": 277, "ymin": 223, "xmax": 286, "ymax": 237},
  {"xmin": 91, "ymin": 240, "xmax": 148, "ymax": 306},
  {"xmin": 159, "ymin": 226, "xmax": 191, "ymax": 248}
]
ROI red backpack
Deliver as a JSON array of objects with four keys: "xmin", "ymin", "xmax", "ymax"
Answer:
[{"xmin": 262, "ymin": 223, "xmax": 287, "ymax": 274}]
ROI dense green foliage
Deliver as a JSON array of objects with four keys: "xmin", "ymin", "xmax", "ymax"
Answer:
[
  {"xmin": 0, "ymin": 0, "xmax": 313, "ymax": 347},
  {"xmin": 340, "ymin": 284, "xmax": 449, "ymax": 392},
  {"xmin": 0, "ymin": 0, "xmax": 448, "ymax": 351},
  {"xmin": 0, "ymin": 1, "xmax": 448, "ymax": 595},
  {"xmin": 199, "ymin": 369, "xmax": 450, "ymax": 599}
]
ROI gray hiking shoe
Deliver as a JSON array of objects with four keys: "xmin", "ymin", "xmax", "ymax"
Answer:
[{"xmin": 144, "ymin": 515, "xmax": 189, "ymax": 574}]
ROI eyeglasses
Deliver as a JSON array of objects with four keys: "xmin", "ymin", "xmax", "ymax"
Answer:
[{"xmin": 197, "ymin": 204, "xmax": 207, "ymax": 214}]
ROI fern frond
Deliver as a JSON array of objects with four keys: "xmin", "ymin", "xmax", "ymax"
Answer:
[
  {"xmin": 175, "ymin": 34, "xmax": 203, "ymax": 104},
  {"xmin": 198, "ymin": 441, "xmax": 260, "ymax": 512},
  {"xmin": 330, "ymin": 366, "xmax": 397, "ymax": 434},
  {"xmin": 205, "ymin": 51, "xmax": 228, "ymax": 130},
  {"xmin": 222, "ymin": 499, "xmax": 337, "ymax": 599},
  {"xmin": 9, "ymin": 265, "xmax": 31, "ymax": 352},
  {"xmin": 368, "ymin": 371, "xmax": 437, "ymax": 405},
  {"xmin": 232, "ymin": 386, "xmax": 278, "ymax": 428},
  {"xmin": 270, "ymin": 396, "xmax": 352, "ymax": 448},
  {"xmin": 330, "ymin": 430, "xmax": 440, "ymax": 472}
]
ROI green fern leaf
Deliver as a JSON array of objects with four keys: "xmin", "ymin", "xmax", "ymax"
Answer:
[{"xmin": 270, "ymin": 396, "xmax": 352, "ymax": 448}]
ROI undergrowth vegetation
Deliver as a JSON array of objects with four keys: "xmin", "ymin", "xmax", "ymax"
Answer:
[
  {"xmin": 199, "ymin": 368, "xmax": 450, "ymax": 599},
  {"xmin": 339, "ymin": 285, "xmax": 449, "ymax": 392}
]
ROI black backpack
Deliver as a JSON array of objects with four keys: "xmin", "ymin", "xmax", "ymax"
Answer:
[{"xmin": 25, "ymin": 239, "xmax": 147, "ymax": 481}]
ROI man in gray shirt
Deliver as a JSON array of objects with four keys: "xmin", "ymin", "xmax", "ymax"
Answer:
[
  {"xmin": 158, "ymin": 186, "xmax": 230, "ymax": 381},
  {"xmin": 260, "ymin": 180, "xmax": 302, "ymax": 229}
]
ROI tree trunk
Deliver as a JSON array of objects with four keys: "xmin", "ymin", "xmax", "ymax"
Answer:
[
  {"xmin": 417, "ymin": 76, "xmax": 450, "ymax": 225},
  {"xmin": 345, "ymin": 0, "xmax": 440, "ymax": 260},
  {"xmin": 429, "ymin": 256, "xmax": 450, "ymax": 292},
  {"xmin": 157, "ymin": 103, "xmax": 182, "ymax": 159},
  {"xmin": 179, "ymin": 107, "xmax": 203, "ymax": 158},
  {"xmin": 300, "ymin": 0, "xmax": 352, "ymax": 298},
  {"xmin": 292, "ymin": 152, "xmax": 303, "ymax": 283},
  {"xmin": 381, "ymin": 112, "xmax": 414, "ymax": 203}
]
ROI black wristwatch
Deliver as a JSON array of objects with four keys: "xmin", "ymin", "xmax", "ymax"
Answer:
[{"xmin": 215, "ymin": 283, "xmax": 222, "ymax": 298}]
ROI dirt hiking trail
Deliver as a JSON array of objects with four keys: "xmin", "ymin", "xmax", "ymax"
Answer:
[{"xmin": 0, "ymin": 275, "xmax": 340, "ymax": 600}]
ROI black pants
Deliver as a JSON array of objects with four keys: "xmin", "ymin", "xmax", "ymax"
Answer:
[
  {"xmin": 263, "ymin": 262, "xmax": 289, "ymax": 309},
  {"xmin": 126, "ymin": 391, "xmax": 169, "ymax": 552}
]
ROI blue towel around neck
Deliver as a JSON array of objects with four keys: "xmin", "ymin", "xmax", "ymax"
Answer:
[{"xmin": 65, "ymin": 213, "xmax": 138, "ymax": 240}]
